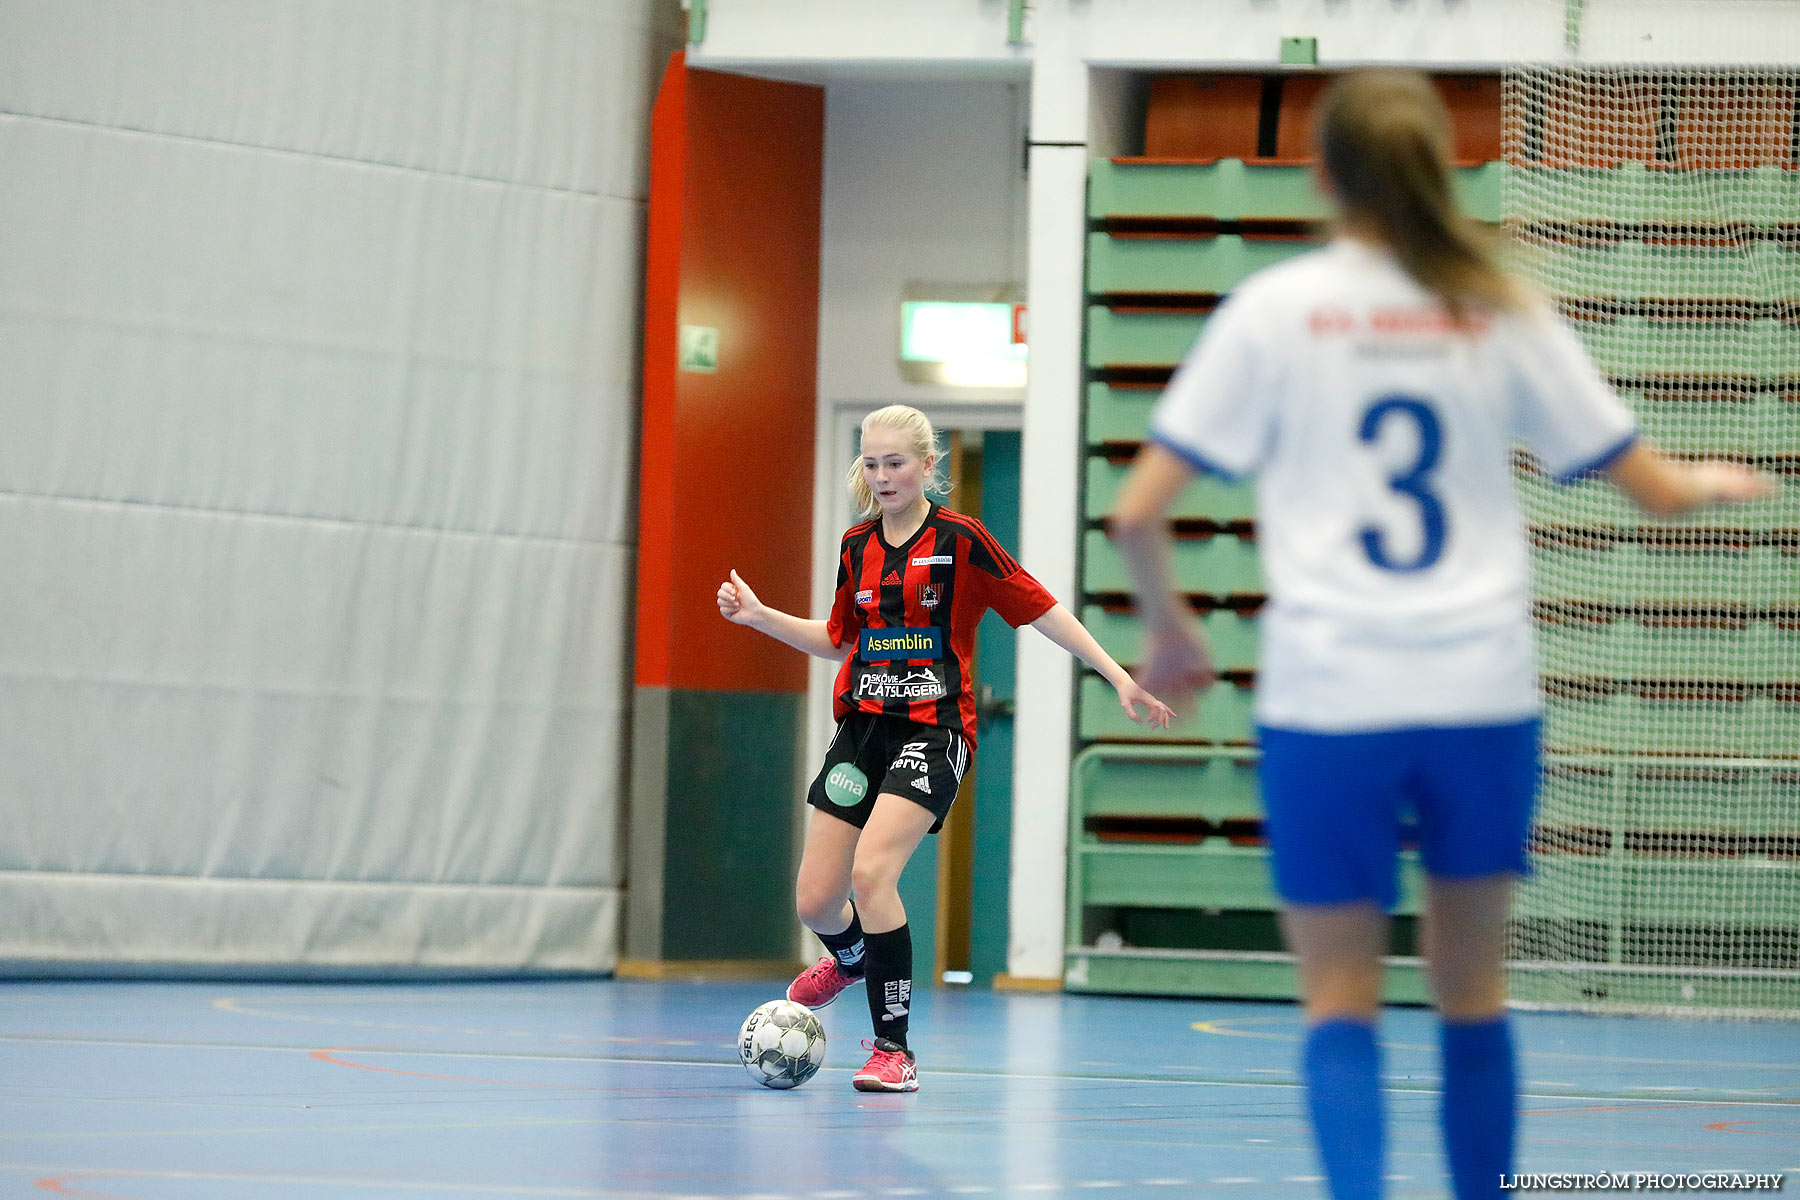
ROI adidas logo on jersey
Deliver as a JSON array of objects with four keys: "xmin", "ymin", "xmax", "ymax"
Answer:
[
  {"xmin": 911, "ymin": 777, "xmax": 931, "ymax": 795},
  {"xmin": 883, "ymin": 571, "xmax": 903, "ymax": 586}
]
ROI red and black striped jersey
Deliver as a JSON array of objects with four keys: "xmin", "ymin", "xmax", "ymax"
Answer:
[{"xmin": 825, "ymin": 502, "xmax": 1056, "ymax": 747}]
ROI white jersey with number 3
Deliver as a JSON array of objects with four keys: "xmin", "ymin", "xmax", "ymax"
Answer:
[{"xmin": 1150, "ymin": 239, "xmax": 1637, "ymax": 733}]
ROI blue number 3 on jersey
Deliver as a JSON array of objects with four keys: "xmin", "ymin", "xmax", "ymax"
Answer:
[{"xmin": 1358, "ymin": 395, "xmax": 1446, "ymax": 572}]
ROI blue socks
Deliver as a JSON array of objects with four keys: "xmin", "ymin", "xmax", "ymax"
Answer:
[
  {"xmin": 1303, "ymin": 1019, "xmax": 1384, "ymax": 1200},
  {"xmin": 1440, "ymin": 1017, "xmax": 1516, "ymax": 1200},
  {"xmin": 1303, "ymin": 1015, "xmax": 1516, "ymax": 1200}
]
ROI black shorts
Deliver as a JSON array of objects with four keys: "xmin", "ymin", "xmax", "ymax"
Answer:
[{"xmin": 806, "ymin": 711, "xmax": 973, "ymax": 833}]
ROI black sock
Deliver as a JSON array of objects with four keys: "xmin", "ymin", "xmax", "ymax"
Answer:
[
  {"xmin": 815, "ymin": 904, "xmax": 866, "ymax": 978},
  {"xmin": 861, "ymin": 923, "xmax": 913, "ymax": 1050}
]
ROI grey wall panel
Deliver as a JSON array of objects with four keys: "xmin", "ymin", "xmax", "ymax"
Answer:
[{"xmin": 0, "ymin": 0, "xmax": 672, "ymax": 971}]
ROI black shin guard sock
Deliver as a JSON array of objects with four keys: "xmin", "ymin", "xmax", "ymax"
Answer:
[
  {"xmin": 816, "ymin": 905, "xmax": 866, "ymax": 978},
  {"xmin": 861, "ymin": 924, "xmax": 913, "ymax": 1050}
]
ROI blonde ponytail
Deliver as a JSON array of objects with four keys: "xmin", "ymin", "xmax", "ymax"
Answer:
[{"xmin": 846, "ymin": 405, "xmax": 949, "ymax": 518}]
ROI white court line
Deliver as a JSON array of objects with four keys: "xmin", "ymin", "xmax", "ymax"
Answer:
[
  {"xmin": 0, "ymin": 1168, "xmax": 1390, "ymax": 1200},
  {"xmin": 226, "ymin": 995, "xmax": 1800, "ymax": 1077},
  {"xmin": 1191, "ymin": 1015, "xmax": 1800, "ymax": 1071},
  {"xmin": 222, "ymin": 995, "xmax": 1800, "ymax": 1079},
  {"xmin": 4, "ymin": 1034, "xmax": 1798, "ymax": 1109},
  {"xmin": 216, "ymin": 994, "xmax": 479, "ymax": 1009},
  {"xmin": 212, "ymin": 996, "xmax": 706, "ymax": 1047},
  {"xmin": 0, "ymin": 1116, "xmax": 619, "ymax": 1145}
]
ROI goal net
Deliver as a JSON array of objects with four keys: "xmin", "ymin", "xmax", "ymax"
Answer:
[{"xmin": 1502, "ymin": 66, "xmax": 1800, "ymax": 1016}]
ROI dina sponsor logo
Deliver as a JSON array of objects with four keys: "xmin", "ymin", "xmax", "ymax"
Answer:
[
  {"xmin": 855, "ymin": 589, "xmax": 874, "ymax": 607},
  {"xmin": 911, "ymin": 555, "xmax": 953, "ymax": 566},
  {"xmin": 855, "ymin": 668, "xmax": 947, "ymax": 701},
  {"xmin": 823, "ymin": 763, "xmax": 868, "ymax": 807}
]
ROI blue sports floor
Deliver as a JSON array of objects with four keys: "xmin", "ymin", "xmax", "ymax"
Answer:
[{"xmin": 2, "ymin": 979, "xmax": 1796, "ymax": 1198}]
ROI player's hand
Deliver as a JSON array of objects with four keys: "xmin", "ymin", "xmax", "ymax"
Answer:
[
  {"xmin": 717, "ymin": 569, "xmax": 766, "ymax": 627},
  {"xmin": 1138, "ymin": 619, "xmax": 1216, "ymax": 713},
  {"xmin": 1115, "ymin": 676, "xmax": 1176, "ymax": 730},
  {"xmin": 1690, "ymin": 461, "xmax": 1778, "ymax": 506}
]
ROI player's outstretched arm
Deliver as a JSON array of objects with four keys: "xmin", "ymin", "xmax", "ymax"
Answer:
[
  {"xmin": 1028, "ymin": 603, "xmax": 1175, "ymax": 730},
  {"xmin": 1605, "ymin": 441, "xmax": 1776, "ymax": 518},
  {"xmin": 716, "ymin": 569, "xmax": 851, "ymax": 660},
  {"xmin": 1107, "ymin": 443, "xmax": 1218, "ymax": 709}
]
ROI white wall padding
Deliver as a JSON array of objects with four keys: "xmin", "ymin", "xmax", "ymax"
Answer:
[{"xmin": 0, "ymin": 0, "xmax": 675, "ymax": 972}]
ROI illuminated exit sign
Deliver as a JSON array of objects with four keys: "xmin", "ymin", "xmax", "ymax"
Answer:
[{"xmin": 898, "ymin": 299, "xmax": 1028, "ymax": 388}]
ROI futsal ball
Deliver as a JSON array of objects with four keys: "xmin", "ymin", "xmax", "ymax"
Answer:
[{"xmin": 738, "ymin": 999, "xmax": 826, "ymax": 1089}]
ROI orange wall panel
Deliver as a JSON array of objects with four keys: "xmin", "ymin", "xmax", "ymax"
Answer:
[
  {"xmin": 1144, "ymin": 75, "xmax": 1263, "ymax": 160},
  {"xmin": 637, "ymin": 55, "xmax": 824, "ymax": 695},
  {"xmin": 635, "ymin": 53, "xmax": 687, "ymax": 691}
]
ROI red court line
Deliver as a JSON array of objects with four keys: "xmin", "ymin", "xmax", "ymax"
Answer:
[
  {"xmin": 34, "ymin": 1178, "xmax": 144, "ymax": 1199},
  {"xmin": 1524, "ymin": 1100, "xmax": 1800, "ymax": 1134},
  {"xmin": 1703, "ymin": 1120, "xmax": 1797, "ymax": 1138},
  {"xmin": 1524, "ymin": 1102, "xmax": 1742, "ymax": 1116}
]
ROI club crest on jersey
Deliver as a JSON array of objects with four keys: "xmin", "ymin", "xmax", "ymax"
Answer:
[{"xmin": 919, "ymin": 583, "xmax": 939, "ymax": 609}]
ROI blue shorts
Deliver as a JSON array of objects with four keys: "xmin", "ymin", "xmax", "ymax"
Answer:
[{"xmin": 1257, "ymin": 719, "xmax": 1541, "ymax": 910}]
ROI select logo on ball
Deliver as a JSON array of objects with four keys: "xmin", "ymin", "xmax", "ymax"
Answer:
[
  {"xmin": 738, "ymin": 999, "xmax": 826, "ymax": 1089},
  {"xmin": 824, "ymin": 763, "xmax": 868, "ymax": 808}
]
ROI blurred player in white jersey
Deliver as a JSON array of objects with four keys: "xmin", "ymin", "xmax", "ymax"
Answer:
[{"xmin": 1109, "ymin": 70, "xmax": 1773, "ymax": 1200}]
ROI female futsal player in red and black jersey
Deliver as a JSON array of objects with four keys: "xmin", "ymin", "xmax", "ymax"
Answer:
[{"xmin": 718, "ymin": 404, "xmax": 1173, "ymax": 1092}]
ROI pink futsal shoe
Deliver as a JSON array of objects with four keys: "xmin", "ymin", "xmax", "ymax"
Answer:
[
  {"xmin": 786, "ymin": 956, "xmax": 861, "ymax": 1009},
  {"xmin": 852, "ymin": 1037, "xmax": 919, "ymax": 1092}
]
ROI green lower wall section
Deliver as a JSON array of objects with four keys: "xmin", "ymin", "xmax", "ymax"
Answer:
[
  {"xmin": 1065, "ymin": 949, "xmax": 1432, "ymax": 1004},
  {"xmin": 661, "ymin": 688, "xmax": 804, "ymax": 960},
  {"xmin": 969, "ymin": 430, "xmax": 1022, "ymax": 987}
]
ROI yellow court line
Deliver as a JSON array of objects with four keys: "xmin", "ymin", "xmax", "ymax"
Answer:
[{"xmin": 1189, "ymin": 1017, "xmax": 1292, "ymax": 1041}]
